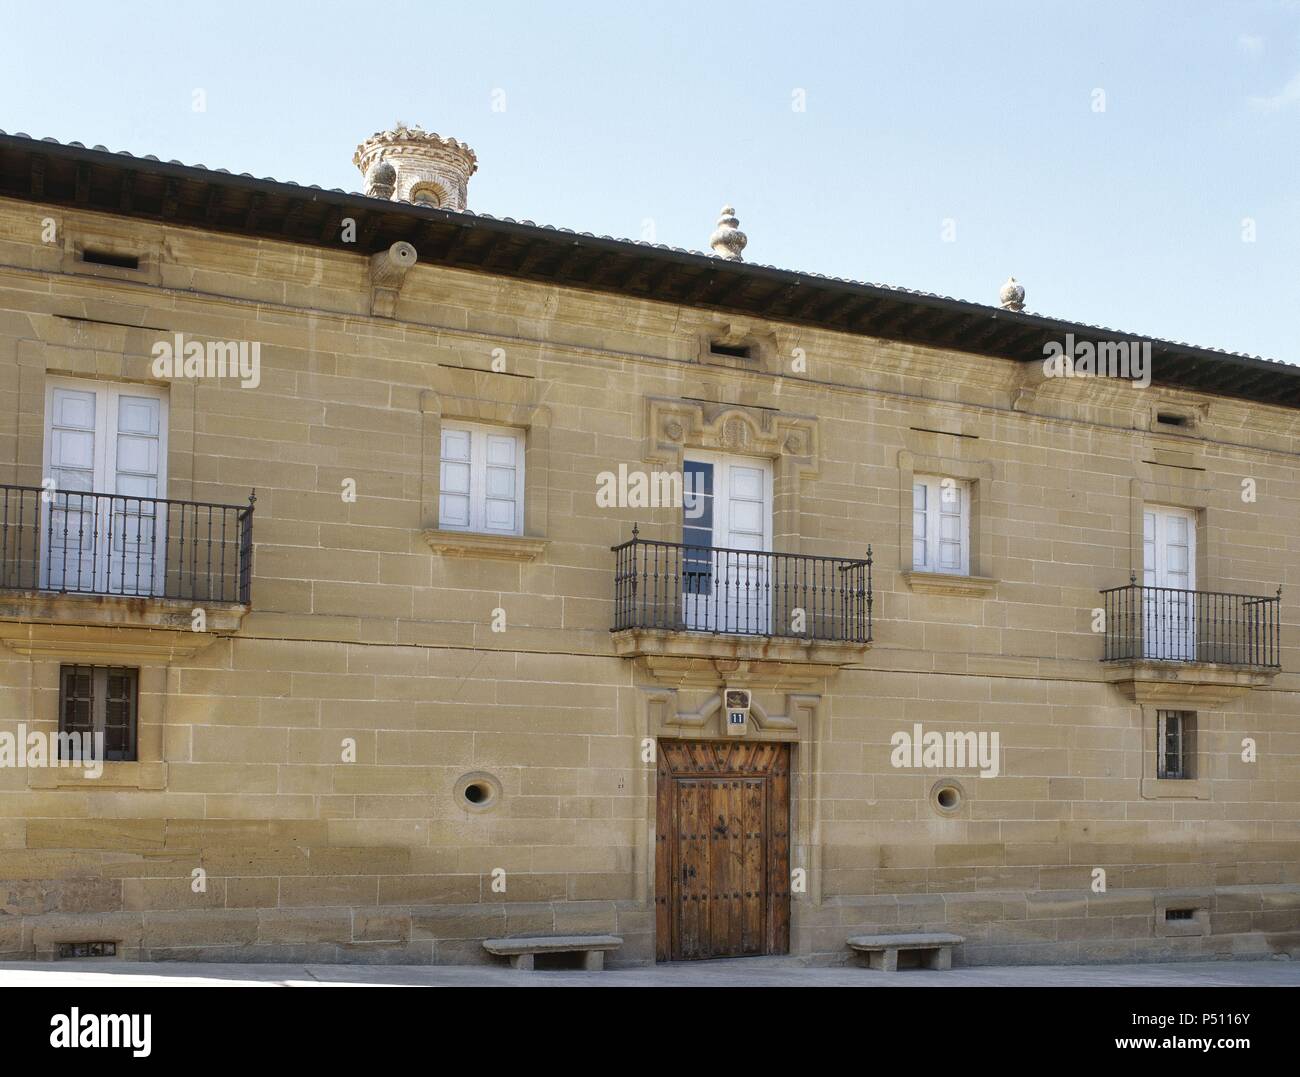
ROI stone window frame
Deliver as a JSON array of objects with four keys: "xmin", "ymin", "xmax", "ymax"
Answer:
[
  {"xmin": 1125, "ymin": 474, "xmax": 1213, "ymax": 590},
  {"xmin": 420, "ymin": 365, "xmax": 550, "ymax": 561},
  {"xmin": 694, "ymin": 320, "xmax": 780, "ymax": 377},
  {"xmin": 643, "ymin": 396, "xmax": 819, "ymax": 554},
  {"xmin": 14, "ymin": 339, "xmax": 196, "ymax": 498},
  {"xmin": 408, "ymin": 182, "xmax": 449, "ymax": 209},
  {"xmin": 1148, "ymin": 402, "xmax": 1205, "ymax": 436},
  {"xmin": 633, "ymin": 685, "xmax": 825, "ymax": 909},
  {"xmin": 58, "ymin": 222, "xmax": 164, "ymax": 287},
  {"xmin": 26, "ymin": 662, "xmax": 167, "ymax": 790},
  {"xmin": 896, "ymin": 450, "xmax": 996, "ymax": 596},
  {"xmin": 1154, "ymin": 896, "xmax": 1211, "ymax": 937},
  {"xmin": 1139, "ymin": 704, "xmax": 1208, "ymax": 800}
]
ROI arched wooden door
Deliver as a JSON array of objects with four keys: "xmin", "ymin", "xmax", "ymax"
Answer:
[{"xmin": 654, "ymin": 740, "xmax": 791, "ymax": 961}]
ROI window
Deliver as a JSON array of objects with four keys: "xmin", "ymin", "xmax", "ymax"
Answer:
[
  {"xmin": 438, "ymin": 422, "xmax": 524, "ymax": 535},
  {"xmin": 45, "ymin": 380, "xmax": 166, "ymax": 500},
  {"xmin": 59, "ymin": 665, "xmax": 138, "ymax": 762},
  {"xmin": 1151, "ymin": 407, "xmax": 1198, "ymax": 433},
  {"xmin": 81, "ymin": 249, "xmax": 140, "ymax": 270},
  {"xmin": 1156, "ymin": 710, "xmax": 1195, "ymax": 780},
  {"xmin": 409, "ymin": 183, "xmax": 446, "ymax": 208},
  {"xmin": 912, "ymin": 476, "xmax": 970, "ymax": 575},
  {"xmin": 682, "ymin": 459, "xmax": 714, "ymax": 595},
  {"xmin": 43, "ymin": 378, "xmax": 168, "ymax": 595},
  {"xmin": 680, "ymin": 452, "xmax": 772, "ymax": 633},
  {"xmin": 1143, "ymin": 506, "xmax": 1196, "ymax": 661}
]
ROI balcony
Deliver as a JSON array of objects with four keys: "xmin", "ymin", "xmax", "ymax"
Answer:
[
  {"xmin": 1100, "ymin": 577, "xmax": 1282, "ymax": 705},
  {"xmin": 611, "ymin": 529, "xmax": 872, "ymax": 675},
  {"xmin": 0, "ymin": 485, "xmax": 254, "ymax": 661}
]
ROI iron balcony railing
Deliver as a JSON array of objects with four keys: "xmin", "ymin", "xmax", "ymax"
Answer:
[
  {"xmin": 1100, "ymin": 576, "xmax": 1281, "ymax": 669},
  {"xmin": 612, "ymin": 527, "xmax": 872, "ymax": 643},
  {"xmin": 0, "ymin": 484, "xmax": 255, "ymax": 605}
]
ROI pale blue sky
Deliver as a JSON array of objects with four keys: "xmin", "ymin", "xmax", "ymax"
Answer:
[{"xmin": 3, "ymin": 1, "xmax": 1297, "ymax": 360}]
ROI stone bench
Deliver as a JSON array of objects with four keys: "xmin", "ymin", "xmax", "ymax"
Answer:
[
  {"xmin": 483, "ymin": 934, "xmax": 623, "ymax": 971},
  {"xmin": 846, "ymin": 932, "xmax": 965, "ymax": 971}
]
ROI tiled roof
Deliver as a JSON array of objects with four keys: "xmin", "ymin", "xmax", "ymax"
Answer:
[{"xmin": 1, "ymin": 129, "xmax": 1295, "ymax": 405}]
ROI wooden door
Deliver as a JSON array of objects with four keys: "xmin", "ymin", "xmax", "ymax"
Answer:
[{"xmin": 655, "ymin": 740, "xmax": 790, "ymax": 961}]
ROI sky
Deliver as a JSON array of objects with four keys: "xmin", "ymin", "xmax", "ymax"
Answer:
[{"xmin": 2, "ymin": 0, "xmax": 1297, "ymax": 361}]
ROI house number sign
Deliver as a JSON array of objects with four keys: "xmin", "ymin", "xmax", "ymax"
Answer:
[{"xmin": 725, "ymin": 688, "xmax": 751, "ymax": 736}]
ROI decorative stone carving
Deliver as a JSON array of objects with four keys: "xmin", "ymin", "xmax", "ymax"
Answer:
[
  {"xmin": 354, "ymin": 123, "xmax": 479, "ymax": 211},
  {"xmin": 999, "ymin": 276, "xmax": 1025, "ymax": 311},
  {"xmin": 709, "ymin": 206, "xmax": 747, "ymax": 261},
  {"xmin": 646, "ymin": 397, "xmax": 817, "ymax": 472},
  {"xmin": 722, "ymin": 416, "xmax": 749, "ymax": 449}
]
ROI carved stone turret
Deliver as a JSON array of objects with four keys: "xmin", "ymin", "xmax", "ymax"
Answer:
[{"xmin": 354, "ymin": 123, "xmax": 478, "ymax": 211}]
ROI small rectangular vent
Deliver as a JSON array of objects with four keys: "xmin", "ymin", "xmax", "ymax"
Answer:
[
  {"xmin": 56, "ymin": 941, "xmax": 117, "ymax": 959},
  {"xmin": 81, "ymin": 249, "xmax": 140, "ymax": 270},
  {"xmin": 1164, "ymin": 908, "xmax": 1196, "ymax": 922},
  {"xmin": 709, "ymin": 341, "xmax": 751, "ymax": 359},
  {"xmin": 1156, "ymin": 412, "xmax": 1189, "ymax": 427}
]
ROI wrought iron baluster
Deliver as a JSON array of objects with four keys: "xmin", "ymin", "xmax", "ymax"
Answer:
[{"xmin": 206, "ymin": 504, "xmax": 214, "ymax": 602}]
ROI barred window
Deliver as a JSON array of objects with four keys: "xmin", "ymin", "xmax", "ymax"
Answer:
[
  {"xmin": 1156, "ymin": 710, "xmax": 1195, "ymax": 780},
  {"xmin": 59, "ymin": 665, "xmax": 138, "ymax": 762}
]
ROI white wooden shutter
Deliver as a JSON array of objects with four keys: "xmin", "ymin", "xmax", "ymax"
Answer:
[
  {"xmin": 1144, "ymin": 507, "xmax": 1195, "ymax": 590},
  {"xmin": 913, "ymin": 476, "xmax": 970, "ymax": 575},
  {"xmin": 48, "ymin": 386, "xmax": 100, "ymax": 492},
  {"xmin": 438, "ymin": 422, "xmax": 524, "ymax": 535},
  {"xmin": 439, "ymin": 427, "xmax": 473, "ymax": 528},
  {"xmin": 725, "ymin": 463, "xmax": 766, "ymax": 551},
  {"xmin": 43, "ymin": 379, "xmax": 168, "ymax": 594}
]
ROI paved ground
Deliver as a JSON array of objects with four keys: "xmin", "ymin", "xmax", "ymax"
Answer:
[{"xmin": 1, "ymin": 956, "xmax": 1297, "ymax": 987}]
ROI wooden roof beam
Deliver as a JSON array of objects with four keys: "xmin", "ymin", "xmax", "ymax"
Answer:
[{"xmin": 74, "ymin": 162, "xmax": 90, "ymax": 204}]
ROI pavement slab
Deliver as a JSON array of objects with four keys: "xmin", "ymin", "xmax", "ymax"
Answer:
[{"xmin": 1, "ymin": 956, "xmax": 1297, "ymax": 987}]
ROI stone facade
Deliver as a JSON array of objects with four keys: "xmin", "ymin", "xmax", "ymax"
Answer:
[{"xmin": 0, "ymin": 183, "xmax": 1297, "ymax": 967}]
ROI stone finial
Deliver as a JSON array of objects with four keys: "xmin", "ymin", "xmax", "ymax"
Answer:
[
  {"xmin": 999, "ymin": 276, "xmax": 1026, "ymax": 311},
  {"xmin": 354, "ymin": 123, "xmax": 478, "ymax": 211},
  {"xmin": 364, "ymin": 159, "xmax": 397, "ymax": 200},
  {"xmin": 709, "ymin": 206, "xmax": 747, "ymax": 261}
]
